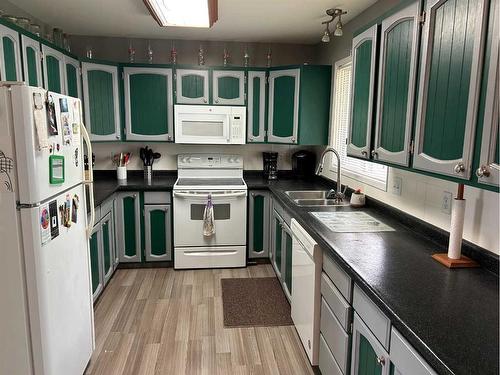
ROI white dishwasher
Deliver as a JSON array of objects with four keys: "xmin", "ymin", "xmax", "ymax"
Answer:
[{"xmin": 291, "ymin": 219, "xmax": 323, "ymax": 366}]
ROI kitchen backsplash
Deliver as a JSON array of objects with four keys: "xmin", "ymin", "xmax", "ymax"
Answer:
[
  {"xmin": 320, "ymin": 161, "xmax": 500, "ymax": 255},
  {"xmin": 92, "ymin": 142, "xmax": 315, "ymax": 171}
]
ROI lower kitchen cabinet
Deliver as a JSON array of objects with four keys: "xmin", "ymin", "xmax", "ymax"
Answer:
[
  {"xmin": 270, "ymin": 200, "xmax": 293, "ymax": 300},
  {"xmin": 116, "ymin": 191, "xmax": 142, "ymax": 262},
  {"xmin": 282, "ymin": 223, "xmax": 293, "ymax": 297},
  {"xmin": 88, "ymin": 197, "xmax": 117, "ymax": 302},
  {"xmin": 351, "ymin": 313, "xmax": 390, "ymax": 375},
  {"xmin": 144, "ymin": 204, "xmax": 172, "ymax": 261},
  {"xmin": 89, "ymin": 223, "xmax": 103, "ymax": 302},
  {"xmin": 101, "ymin": 211, "xmax": 115, "ymax": 284},
  {"xmin": 271, "ymin": 208, "xmax": 284, "ymax": 277},
  {"xmin": 389, "ymin": 328, "xmax": 436, "ymax": 375},
  {"xmin": 248, "ymin": 190, "xmax": 271, "ymax": 258}
]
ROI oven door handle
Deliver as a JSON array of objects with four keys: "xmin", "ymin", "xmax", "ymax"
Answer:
[{"xmin": 173, "ymin": 191, "xmax": 247, "ymax": 199}]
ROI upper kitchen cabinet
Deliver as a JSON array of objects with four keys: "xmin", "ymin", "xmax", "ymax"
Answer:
[
  {"xmin": 268, "ymin": 65, "xmax": 331, "ymax": 145},
  {"xmin": 347, "ymin": 25, "xmax": 378, "ymax": 159},
  {"xmin": 20, "ymin": 34, "xmax": 43, "ymax": 87},
  {"xmin": 247, "ymin": 70, "xmax": 267, "ymax": 143},
  {"xmin": 0, "ymin": 23, "xmax": 22, "ymax": 81},
  {"xmin": 268, "ymin": 68, "xmax": 299, "ymax": 143},
  {"xmin": 212, "ymin": 69, "xmax": 245, "ymax": 105},
  {"xmin": 82, "ymin": 61, "xmax": 121, "ymax": 141},
  {"xmin": 64, "ymin": 56, "xmax": 81, "ymax": 99},
  {"xmin": 413, "ymin": 0, "xmax": 488, "ymax": 179},
  {"xmin": 123, "ymin": 66, "xmax": 174, "ymax": 141},
  {"xmin": 42, "ymin": 43, "xmax": 65, "ymax": 94},
  {"xmin": 373, "ymin": 2, "xmax": 420, "ymax": 166},
  {"xmin": 175, "ymin": 68, "xmax": 209, "ymax": 104},
  {"xmin": 476, "ymin": 0, "xmax": 499, "ymax": 188}
]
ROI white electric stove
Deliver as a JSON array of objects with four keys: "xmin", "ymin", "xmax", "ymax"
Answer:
[{"xmin": 173, "ymin": 154, "xmax": 247, "ymax": 269}]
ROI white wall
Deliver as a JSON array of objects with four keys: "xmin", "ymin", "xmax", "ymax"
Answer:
[
  {"xmin": 320, "ymin": 164, "xmax": 500, "ymax": 255},
  {"xmin": 92, "ymin": 142, "xmax": 311, "ymax": 171}
]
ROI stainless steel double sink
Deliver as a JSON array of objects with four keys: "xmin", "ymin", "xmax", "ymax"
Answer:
[{"xmin": 285, "ymin": 190, "xmax": 349, "ymax": 207}]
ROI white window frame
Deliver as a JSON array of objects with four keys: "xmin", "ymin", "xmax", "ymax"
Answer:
[{"xmin": 329, "ymin": 56, "xmax": 388, "ymax": 191}]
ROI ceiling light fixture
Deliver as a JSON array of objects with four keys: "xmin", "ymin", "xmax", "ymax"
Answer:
[
  {"xmin": 143, "ymin": 0, "xmax": 218, "ymax": 28},
  {"xmin": 321, "ymin": 8, "xmax": 347, "ymax": 43}
]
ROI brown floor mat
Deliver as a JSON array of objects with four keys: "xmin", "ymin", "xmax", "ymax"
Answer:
[{"xmin": 221, "ymin": 277, "xmax": 293, "ymax": 327}]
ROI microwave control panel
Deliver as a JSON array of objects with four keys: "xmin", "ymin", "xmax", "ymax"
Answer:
[{"xmin": 230, "ymin": 108, "xmax": 246, "ymax": 144}]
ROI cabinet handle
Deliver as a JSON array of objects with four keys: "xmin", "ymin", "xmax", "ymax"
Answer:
[
  {"xmin": 215, "ymin": 98, "xmax": 219, "ymax": 103},
  {"xmin": 203, "ymin": 98, "xmax": 207, "ymax": 103},
  {"xmin": 251, "ymin": 193, "xmax": 255, "ymax": 197},
  {"xmin": 376, "ymin": 356, "xmax": 386, "ymax": 366},
  {"xmin": 361, "ymin": 150, "xmax": 368, "ymax": 157},
  {"xmin": 116, "ymin": 134, "xmax": 120, "ymax": 139},
  {"xmin": 454, "ymin": 162, "xmax": 465, "ymax": 174},
  {"xmin": 371, "ymin": 150, "xmax": 378, "ymax": 158},
  {"xmin": 476, "ymin": 165, "xmax": 491, "ymax": 178},
  {"xmin": 133, "ymin": 194, "xmax": 137, "ymax": 198},
  {"xmin": 291, "ymin": 138, "xmax": 296, "ymax": 143},
  {"xmin": 249, "ymin": 137, "xmax": 254, "ymax": 142}
]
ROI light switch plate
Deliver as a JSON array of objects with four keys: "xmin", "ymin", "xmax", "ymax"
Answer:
[
  {"xmin": 442, "ymin": 191, "xmax": 452, "ymax": 214},
  {"xmin": 392, "ymin": 176, "xmax": 402, "ymax": 196}
]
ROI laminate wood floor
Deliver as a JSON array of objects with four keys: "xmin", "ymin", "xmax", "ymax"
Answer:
[{"xmin": 85, "ymin": 264, "xmax": 314, "ymax": 375}]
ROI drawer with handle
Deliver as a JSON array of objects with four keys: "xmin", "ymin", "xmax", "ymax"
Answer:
[
  {"xmin": 321, "ymin": 272, "xmax": 352, "ymax": 331},
  {"xmin": 320, "ymin": 297, "xmax": 350, "ymax": 374}
]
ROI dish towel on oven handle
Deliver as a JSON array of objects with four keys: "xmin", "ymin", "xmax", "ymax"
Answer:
[{"xmin": 203, "ymin": 194, "xmax": 215, "ymax": 236}]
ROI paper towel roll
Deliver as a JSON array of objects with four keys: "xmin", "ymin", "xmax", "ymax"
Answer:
[{"xmin": 448, "ymin": 199, "xmax": 466, "ymax": 259}]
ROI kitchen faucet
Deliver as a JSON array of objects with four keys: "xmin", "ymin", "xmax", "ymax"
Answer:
[{"xmin": 315, "ymin": 147, "xmax": 345, "ymax": 203}]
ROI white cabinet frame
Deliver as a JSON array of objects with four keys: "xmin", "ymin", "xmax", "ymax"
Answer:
[
  {"xmin": 247, "ymin": 71, "xmax": 266, "ymax": 143},
  {"xmin": 212, "ymin": 70, "xmax": 245, "ymax": 105},
  {"xmin": 21, "ymin": 34, "xmax": 43, "ymax": 87},
  {"xmin": 175, "ymin": 68, "xmax": 209, "ymax": 104},
  {"xmin": 0, "ymin": 24, "xmax": 22, "ymax": 82}
]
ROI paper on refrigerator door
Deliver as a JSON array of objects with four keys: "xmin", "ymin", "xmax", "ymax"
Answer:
[{"xmin": 33, "ymin": 92, "xmax": 48, "ymax": 150}]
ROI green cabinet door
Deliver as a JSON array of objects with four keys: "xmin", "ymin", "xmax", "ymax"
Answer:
[
  {"xmin": 248, "ymin": 191, "xmax": 270, "ymax": 258},
  {"xmin": 413, "ymin": 0, "xmax": 488, "ymax": 179},
  {"xmin": 351, "ymin": 313, "xmax": 390, "ymax": 375},
  {"xmin": 283, "ymin": 224, "xmax": 293, "ymax": 298},
  {"xmin": 247, "ymin": 70, "xmax": 267, "ymax": 143},
  {"xmin": 64, "ymin": 56, "xmax": 81, "ymax": 99},
  {"xmin": 116, "ymin": 192, "xmax": 141, "ymax": 262},
  {"xmin": 101, "ymin": 212, "xmax": 114, "ymax": 284},
  {"xmin": 0, "ymin": 23, "xmax": 21, "ymax": 81},
  {"xmin": 21, "ymin": 34, "xmax": 42, "ymax": 87},
  {"xmin": 82, "ymin": 62, "xmax": 121, "ymax": 141},
  {"xmin": 42, "ymin": 44, "xmax": 64, "ymax": 94},
  {"xmin": 373, "ymin": 2, "xmax": 419, "ymax": 166},
  {"xmin": 348, "ymin": 25, "xmax": 378, "ymax": 159},
  {"xmin": 212, "ymin": 69, "xmax": 245, "ymax": 105},
  {"xmin": 144, "ymin": 204, "xmax": 172, "ymax": 261},
  {"xmin": 176, "ymin": 68, "xmax": 209, "ymax": 104},
  {"xmin": 476, "ymin": 0, "xmax": 499, "ymax": 187},
  {"xmin": 89, "ymin": 223, "xmax": 103, "ymax": 302},
  {"xmin": 272, "ymin": 210, "xmax": 283, "ymax": 276},
  {"xmin": 124, "ymin": 67, "xmax": 174, "ymax": 141},
  {"xmin": 268, "ymin": 68, "xmax": 300, "ymax": 144}
]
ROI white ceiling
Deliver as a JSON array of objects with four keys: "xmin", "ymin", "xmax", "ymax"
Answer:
[{"xmin": 12, "ymin": 0, "xmax": 377, "ymax": 44}]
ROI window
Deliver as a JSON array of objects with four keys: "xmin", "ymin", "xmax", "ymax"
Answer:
[{"xmin": 329, "ymin": 57, "xmax": 388, "ymax": 191}]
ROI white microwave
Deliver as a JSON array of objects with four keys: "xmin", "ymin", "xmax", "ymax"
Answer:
[{"xmin": 174, "ymin": 105, "xmax": 246, "ymax": 144}]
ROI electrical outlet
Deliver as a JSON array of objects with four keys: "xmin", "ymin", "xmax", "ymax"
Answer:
[
  {"xmin": 442, "ymin": 191, "xmax": 452, "ymax": 214},
  {"xmin": 392, "ymin": 176, "xmax": 402, "ymax": 196}
]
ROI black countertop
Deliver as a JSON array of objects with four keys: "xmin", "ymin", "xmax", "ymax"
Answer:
[{"xmin": 92, "ymin": 171, "xmax": 499, "ymax": 375}]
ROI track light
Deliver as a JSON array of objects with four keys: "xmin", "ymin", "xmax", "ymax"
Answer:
[{"xmin": 321, "ymin": 8, "xmax": 346, "ymax": 42}]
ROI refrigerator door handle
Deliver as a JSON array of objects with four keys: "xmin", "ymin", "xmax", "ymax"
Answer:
[{"xmin": 80, "ymin": 115, "xmax": 95, "ymax": 239}]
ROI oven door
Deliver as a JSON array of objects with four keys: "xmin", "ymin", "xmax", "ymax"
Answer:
[
  {"xmin": 174, "ymin": 105, "xmax": 231, "ymax": 144},
  {"xmin": 173, "ymin": 190, "xmax": 247, "ymax": 247}
]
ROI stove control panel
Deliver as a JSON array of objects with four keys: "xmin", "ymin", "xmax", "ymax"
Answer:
[{"xmin": 177, "ymin": 154, "xmax": 243, "ymax": 169}]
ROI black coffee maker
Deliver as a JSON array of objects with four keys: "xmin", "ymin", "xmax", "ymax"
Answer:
[{"xmin": 263, "ymin": 152, "xmax": 278, "ymax": 180}]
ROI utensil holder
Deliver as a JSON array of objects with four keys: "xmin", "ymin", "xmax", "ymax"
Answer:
[
  {"xmin": 144, "ymin": 166, "xmax": 152, "ymax": 181},
  {"xmin": 117, "ymin": 166, "xmax": 127, "ymax": 180}
]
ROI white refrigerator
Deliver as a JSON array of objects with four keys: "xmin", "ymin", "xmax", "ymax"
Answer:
[{"xmin": 0, "ymin": 85, "xmax": 95, "ymax": 375}]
